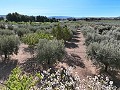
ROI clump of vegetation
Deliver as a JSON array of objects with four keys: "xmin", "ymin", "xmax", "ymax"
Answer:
[
  {"xmin": 7, "ymin": 25, "xmax": 14, "ymax": 30},
  {"xmin": 14, "ymin": 28, "xmax": 31, "ymax": 37},
  {"xmin": 0, "ymin": 29, "xmax": 15, "ymax": 35},
  {"xmin": 4, "ymin": 67, "xmax": 39, "ymax": 90},
  {"xmin": 87, "ymin": 40, "xmax": 120, "ymax": 72},
  {"xmin": 52, "ymin": 24, "xmax": 73, "ymax": 42},
  {"xmin": 36, "ymin": 39, "xmax": 66, "ymax": 65},
  {"xmin": 0, "ymin": 24, "xmax": 6, "ymax": 29},
  {"xmin": 0, "ymin": 35, "xmax": 20, "ymax": 60},
  {"xmin": 22, "ymin": 33, "xmax": 53, "ymax": 46},
  {"xmin": 81, "ymin": 25, "xmax": 120, "ymax": 72}
]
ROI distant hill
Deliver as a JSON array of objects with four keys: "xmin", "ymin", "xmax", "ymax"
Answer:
[
  {"xmin": 48, "ymin": 16, "xmax": 73, "ymax": 19},
  {"xmin": 0, "ymin": 15, "xmax": 6, "ymax": 18}
]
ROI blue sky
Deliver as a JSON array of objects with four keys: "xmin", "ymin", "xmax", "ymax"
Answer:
[{"xmin": 0, "ymin": 0, "xmax": 120, "ymax": 17}]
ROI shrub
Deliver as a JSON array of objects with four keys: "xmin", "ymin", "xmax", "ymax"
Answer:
[
  {"xmin": 85, "ymin": 33, "xmax": 110, "ymax": 46},
  {"xmin": 96, "ymin": 25, "xmax": 112, "ymax": 34},
  {"xmin": 87, "ymin": 40, "xmax": 120, "ymax": 72},
  {"xmin": 36, "ymin": 39, "xmax": 66, "ymax": 65},
  {"xmin": 36, "ymin": 28, "xmax": 52, "ymax": 34},
  {"xmin": 0, "ymin": 24, "xmax": 6, "ymax": 29},
  {"xmin": 69, "ymin": 24, "xmax": 78, "ymax": 35},
  {"xmin": 0, "ymin": 35, "xmax": 20, "ymax": 60},
  {"xmin": 7, "ymin": 25, "xmax": 14, "ymax": 30},
  {"xmin": 22, "ymin": 33, "xmax": 53, "ymax": 46},
  {"xmin": 52, "ymin": 24, "xmax": 73, "ymax": 41},
  {"xmin": 14, "ymin": 28, "xmax": 31, "ymax": 37},
  {"xmin": 5, "ymin": 67, "xmax": 38, "ymax": 90},
  {"xmin": 81, "ymin": 26, "xmax": 96, "ymax": 37},
  {"xmin": 0, "ymin": 29, "xmax": 15, "ymax": 35},
  {"xmin": 28, "ymin": 26, "xmax": 38, "ymax": 33}
]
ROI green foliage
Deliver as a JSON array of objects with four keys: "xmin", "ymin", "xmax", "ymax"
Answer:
[
  {"xmin": 5, "ymin": 67, "xmax": 38, "ymax": 90},
  {"xmin": 36, "ymin": 39, "xmax": 66, "ymax": 65},
  {"xmin": 0, "ymin": 35, "xmax": 20, "ymax": 59},
  {"xmin": 28, "ymin": 26, "xmax": 38, "ymax": 33},
  {"xmin": 21, "ymin": 33, "xmax": 53, "ymax": 46},
  {"xmin": 7, "ymin": 25, "xmax": 14, "ymax": 30},
  {"xmin": 52, "ymin": 24, "xmax": 73, "ymax": 41},
  {"xmin": 81, "ymin": 25, "xmax": 120, "ymax": 71},
  {"xmin": 68, "ymin": 24, "xmax": 79, "ymax": 35},
  {"xmin": 87, "ymin": 40, "xmax": 120, "ymax": 71},
  {"xmin": 85, "ymin": 33, "xmax": 110, "ymax": 46},
  {"xmin": 0, "ymin": 29, "xmax": 15, "ymax": 35},
  {"xmin": 14, "ymin": 28, "xmax": 31, "ymax": 37},
  {"xmin": 6, "ymin": 12, "xmax": 58, "ymax": 22},
  {"xmin": 63, "ymin": 26, "xmax": 73, "ymax": 41},
  {"xmin": 0, "ymin": 24, "xmax": 6, "ymax": 29},
  {"xmin": 81, "ymin": 26, "xmax": 96, "ymax": 37}
]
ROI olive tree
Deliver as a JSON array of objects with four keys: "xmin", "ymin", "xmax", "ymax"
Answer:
[
  {"xmin": 14, "ymin": 28, "xmax": 31, "ymax": 37},
  {"xmin": 36, "ymin": 39, "xmax": 66, "ymax": 65},
  {"xmin": 0, "ymin": 35, "xmax": 20, "ymax": 60},
  {"xmin": 87, "ymin": 40, "xmax": 120, "ymax": 72},
  {"xmin": 52, "ymin": 24, "xmax": 73, "ymax": 42}
]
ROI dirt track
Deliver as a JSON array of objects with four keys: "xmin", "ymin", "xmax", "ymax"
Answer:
[{"xmin": 57, "ymin": 29, "xmax": 98, "ymax": 78}]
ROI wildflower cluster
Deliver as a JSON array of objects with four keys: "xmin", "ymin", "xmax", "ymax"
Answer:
[
  {"xmin": 0, "ymin": 67, "xmax": 118, "ymax": 90},
  {"xmin": 38, "ymin": 67, "xmax": 76, "ymax": 90},
  {"xmin": 74, "ymin": 73, "xmax": 117, "ymax": 90}
]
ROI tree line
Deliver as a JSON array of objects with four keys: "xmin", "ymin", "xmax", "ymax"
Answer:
[{"xmin": 6, "ymin": 12, "xmax": 58, "ymax": 22}]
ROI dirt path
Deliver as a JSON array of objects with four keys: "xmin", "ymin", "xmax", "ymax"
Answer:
[{"xmin": 57, "ymin": 29, "xmax": 98, "ymax": 79}]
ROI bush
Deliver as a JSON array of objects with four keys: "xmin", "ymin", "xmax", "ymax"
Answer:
[
  {"xmin": 28, "ymin": 26, "xmax": 38, "ymax": 33},
  {"xmin": 0, "ymin": 29, "xmax": 15, "ymax": 35},
  {"xmin": 22, "ymin": 33, "xmax": 53, "ymax": 46},
  {"xmin": 36, "ymin": 39, "xmax": 66, "ymax": 65},
  {"xmin": 5, "ymin": 67, "xmax": 38, "ymax": 90},
  {"xmin": 14, "ymin": 28, "xmax": 31, "ymax": 37},
  {"xmin": 87, "ymin": 40, "xmax": 120, "ymax": 72},
  {"xmin": 7, "ymin": 25, "xmax": 14, "ymax": 30},
  {"xmin": 85, "ymin": 33, "xmax": 110, "ymax": 46},
  {"xmin": 0, "ymin": 35, "xmax": 20, "ymax": 60},
  {"xmin": 69, "ymin": 24, "xmax": 78, "ymax": 35},
  {"xmin": 52, "ymin": 24, "xmax": 73, "ymax": 41},
  {"xmin": 81, "ymin": 26, "xmax": 96, "ymax": 37},
  {"xmin": 36, "ymin": 28, "xmax": 52, "ymax": 34},
  {"xmin": 0, "ymin": 24, "xmax": 6, "ymax": 29}
]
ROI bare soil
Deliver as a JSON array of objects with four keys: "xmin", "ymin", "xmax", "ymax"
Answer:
[{"xmin": 57, "ymin": 30, "xmax": 98, "ymax": 79}]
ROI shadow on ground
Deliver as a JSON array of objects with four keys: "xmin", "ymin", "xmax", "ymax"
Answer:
[
  {"xmin": 73, "ymin": 35, "xmax": 80, "ymax": 38},
  {"xmin": 70, "ymin": 38, "xmax": 80, "ymax": 43},
  {"xmin": 23, "ymin": 46, "xmax": 34, "ymax": 55},
  {"xmin": 65, "ymin": 32, "xmax": 81, "ymax": 48},
  {"xmin": 19, "ymin": 58, "xmax": 44, "ymax": 74},
  {"xmin": 65, "ymin": 42, "xmax": 78, "ymax": 48},
  {"xmin": 61, "ymin": 54, "xmax": 85, "ymax": 68},
  {"xmin": 100, "ymin": 69, "xmax": 120, "ymax": 88},
  {"xmin": 109, "ymin": 72, "xmax": 120, "ymax": 88},
  {"xmin": 0, "ymin": 59, "xmax": 18, "ymax": 81}
]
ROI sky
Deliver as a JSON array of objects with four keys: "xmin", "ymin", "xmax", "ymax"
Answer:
[{"xmin": 0, "ymin": 0, "xmax": 120, "ymax": 17}]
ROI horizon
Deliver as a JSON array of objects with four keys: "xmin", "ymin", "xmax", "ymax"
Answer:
[{"xmin": 0, "ymin": 0, "xmax": 120, "ymax": 17}]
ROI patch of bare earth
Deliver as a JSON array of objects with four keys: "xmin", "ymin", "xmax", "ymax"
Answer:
[
  {"xmin": 57, "ymin": 29, "xmax": 98, "ymax": 79},
  {"xmin": 11, "ymin": 43, "xmax": 32, "ymax": 63}
]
